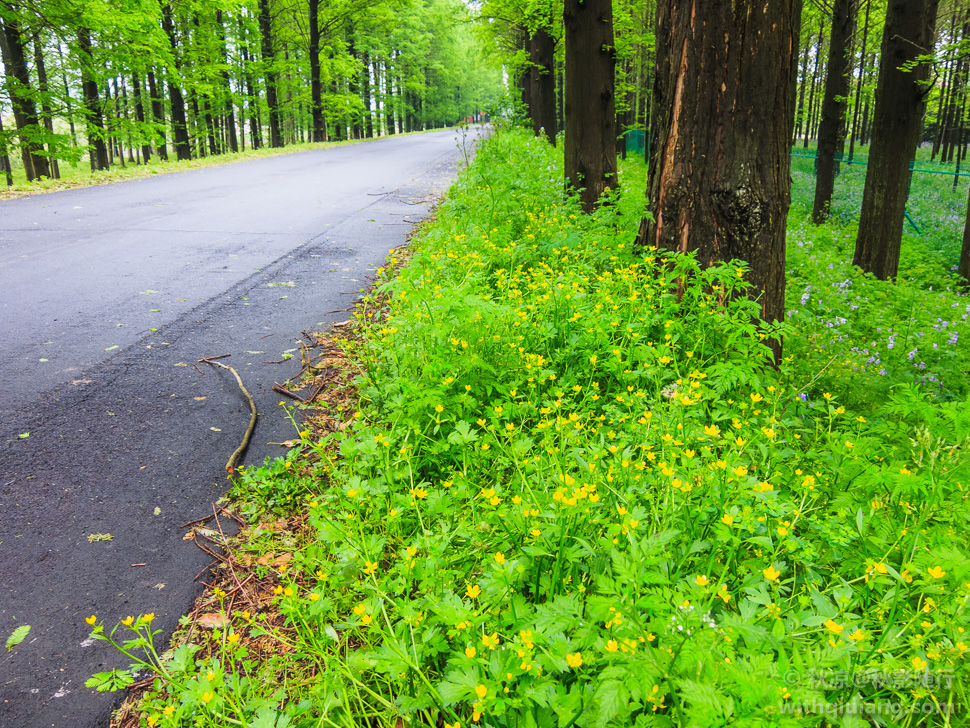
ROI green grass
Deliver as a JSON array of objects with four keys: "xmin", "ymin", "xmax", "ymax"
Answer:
[{"xmin": 89, "ymin": 127, "xmax": 970, "ymax": 727}]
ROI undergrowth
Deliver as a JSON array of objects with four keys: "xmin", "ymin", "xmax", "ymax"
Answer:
[{"xmin": 91, "ymin": 127, "xmax": 970, "ymax": 727}]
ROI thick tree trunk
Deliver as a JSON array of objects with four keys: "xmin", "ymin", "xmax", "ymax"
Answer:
[
  {"xmin": 563, "ymin": 0, "xmax": 617, "ymax": 212},
  {"xmin": 161, "ymin": 3, "xmax": 191, "ymax": 160},
  {"xmin": 812, "ymin": 0, "xmax": 858, "ymax": 223},
  {"xmin": 76, "ymin": 28, "xmax": 109, "ymax": 171},
  {"xmin": 308, "ymin": 0, "xmax": 326, "ymax": 141},
  {"xmin": 0, "ymin": 15, "xmax": 50, "ymax": 180},
  {"xmin": 530, "ymin": 27, "xmax": 556, "ymax": 145},
  {"xmin": 33, "ymin": 38, "xmax": 59, "ymax": 178},
  {"xmin": 638, "ymin": 0, "xmax": 794, "ymax": 354},
  {"xmin": 258, "ymin": 0, "xmax": 283, "ymax": 148},
  {"xmin": 960, "ymin": 179, "xmax": 970, "ymax": 282},
  {"xmin": 853, "ymin": 0, "xmax": 940, "ymax": 280}
]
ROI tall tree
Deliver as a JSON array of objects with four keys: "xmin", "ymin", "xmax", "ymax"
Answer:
[
  {"xmin": 0, "ymin": 11, "xmax": 51, "ymax": 180},
  {"xmin": 637, "ymin": 0, "xmax": 795, "ymax": 357},
  {"xmin": 812, "ymin": 0, "xmax": 858, "ymax": 223},
  {"xmin": 258, "ymin": 0, "xmax": 283, "ymax": 147},
  {"xmin": 76, "ymin": 27, "xmax": 110, "ymax": 171},
  {"xmin": 563, "ymin": 0, "xmax": 617, "ymax": 212},
  {"xmin": 853, "ymin": 0, "xmax": 940, "ymax": 280},
  {"xmin": 160, "ymin": 2, "xmax": 191, "ymax": 160},
  {"xmin": 529, "ymin": 25, "xmax": 556, "ymax": 144}
]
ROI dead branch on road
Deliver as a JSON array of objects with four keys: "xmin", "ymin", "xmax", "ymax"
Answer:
[{"xmin": 200, "ymin": 357, "xmax": 257, "ymax": 473}]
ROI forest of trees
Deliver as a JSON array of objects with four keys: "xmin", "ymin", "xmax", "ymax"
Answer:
[
  {"xmin": 5, "ymin": 0, "xmax": 970, "ymax": 319},
  {"xmin": 0, "ymin": 0, "xmax": 502, "ymax": 182}
]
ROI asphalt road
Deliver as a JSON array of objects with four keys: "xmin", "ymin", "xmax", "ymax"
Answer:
[{"xmin": 0, "ymin": 129, "xmax": 473, "ymax": 728}]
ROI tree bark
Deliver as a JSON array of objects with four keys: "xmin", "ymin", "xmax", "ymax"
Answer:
[
  {"xmin": 160, "ymin": 3, "xmax": 191, "ymax": 160},
  {"xmin": 0, "ymin": 14, "xmax": 50, "ymax": 180},
  {"xmin": 308, "ymin": 0, "xmax": 327, "ymax": 141},
  {"xmin": 147, "ymin": 69, "xmax": 168, "ymax": 160},
  {"xmin": 258, "ymin": 0, "xmax": 283, "ymax": 148},
  {"xmin": 216, "ymin": 9, "xmax": 238, "ymax": 153},
  {"xmin": 812, "ymin": 0, "xmax": 858, "ymax": 223},
  {"xmin": 563, "ymin": 0, "xmax": 617, "ymax": 212},
  {"xmin": 530, "ymin": 27, "xmax": 556, "ymax": 145},
  {"xmin": 853, "ymin": 0, "xmax": 940, "ymax": 280},
  {"xmin": 0, "ymin": 111, "xmax": 13, "ymax": 185},
  {"xmin": 637, "ymin": 0, "xmax": 794, "ymax": 356},
  {"xmin": 848, "ymin": 0, "xmax": 872, "ymax": 161},
  {"xmin": 33, "ymin": 37, "xmax": 59, "ymax": 178},
  {"xmin": 76, "ymin": 28, "xmax": 109, "ymax": 171},
  {"xmin": 132, "ymin": 73, "xmax": 153, "ymax": 163}
]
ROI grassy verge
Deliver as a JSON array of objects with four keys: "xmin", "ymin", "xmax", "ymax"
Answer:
[{"xmin": 92, "ymin": 127, "xmax": 969, "ymax": 727}]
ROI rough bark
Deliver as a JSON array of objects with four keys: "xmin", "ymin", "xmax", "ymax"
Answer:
[
  {"xmin": 0, "ymin": 15, "xmax": 50, "ymax": 179},
  {"xmin": 258, "ymin": 0, "xmax": 283, "ymax": 148},
  {"xmin": 0, "ymin": 111, "xmax": 13, "ymax": 185},
  {"xmin": 848, "ymin": 0, "xmax": 872, "ymax": 161},
  {"xmin": 33, "ymin": 37, "xmax": 59, "ymax": 178},
  {"xmin": 813, "ymin": 0, "xmax": 858, "ymax": 223},
  {"xmin": 160, "ymin": 3, "xmax": 191, "ymax": 160},
  {"xmin": 308, "ymin": 0, "xmax": 326, "ymax": 141},
  {"xmin": 132, "ymin": 73, "xmax": 153, "ymax": 163},
  {"xmin": 563, "ymin": 0, "xmax": 617, "ymax": 212},
  {"xmin": 529, "ymin": 27, "xmax": 556, "ymax": 145},
  {"xmin": 76, "ymin": 28, "xmax": 109, "ymax": 171},
  {"xmin": 637, "ymin": 0, "xmax": 794, "ymax": 354},
  {"xmin": 853, "ymin": 0, "xmax": 940, "ymax": 280}
]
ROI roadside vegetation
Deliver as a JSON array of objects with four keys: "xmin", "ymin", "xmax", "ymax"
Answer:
[{"xmin": 86, "ymin": 126, "xmax": 970, "ymax": 727}]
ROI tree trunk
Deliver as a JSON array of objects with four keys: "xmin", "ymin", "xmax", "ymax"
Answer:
[
  {"xmin": 812, "ymin": 0, "xmax": 858, "ymax": 223},
  {"xmin": 563, "ymin": 0, "xmax": 617, "ymax": 212},
  {"xmin": 258, "ymin": 0, "xmax": 283, "ymax": 148},
  {"xmin": 848, "ymin": 0, "xmax": 872, "ymax": 161},
  {"xmin": 161, "ymin": 3, "xmax": 191, "ymax": 160},
  {"xmin": 362, "ymin": 51, "xmax": 374, "ymax": 138},
  {"xmin": 853, "ymin": 0, "xmax": 940, "ymax": 280},
  {"xmin": 530, "ymin": 27, "xmax": 556, "ymax": 145},
  {"xmin": 803, "ymin": 21, "xmax": 825, "ymax": 148},
  {"xmin": 308, "ymin": 0, "xmax": 326, "ymax": 141},
  {"xmin": 0, "ymin": 15, "xmax": 50, "ymax": 180},
  {"xmin": 794, "ymin": 16, "xmax": 812, "ymax": 143},
  {"xmin": 0, "ymin": 112, "xmax": 13, "ymax": 185},
  {"xmin": 216, "ymin": 10, "xmax": 239, "ymax": 153},
  {"xmin": 33, "ymin": 37, "xmax": 59, "ymax": 178},
  {"xmin": 637, "ymin": 0, "xmax": 794, "ymax": 356},
  {"xmin": 147, "ymin": 69, "xmax": 168, "ymax": 160},
  {"xmin": 76, "ymin": 28, "xmax": 109, "ymax": 171},
  {"xmin": 132, "ymin": 73, "xmax": 153, "ymax": 162},
  {"xmin": 960, "ymin": 178, "xmax": 970, "ymax": 282}
]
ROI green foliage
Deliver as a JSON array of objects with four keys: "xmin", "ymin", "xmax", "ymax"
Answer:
[
  {"xmin": 5, "ymin": 624, "xmax": 30, "ymax": 652},
  {"xmin": 96, "ymin": 129, "xmax": 970, "ymax": 726}
]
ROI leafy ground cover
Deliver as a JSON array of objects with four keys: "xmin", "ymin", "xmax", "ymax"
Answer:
[{"xmin": 90, "ymin": 127, "xmax": 970, "ymax": 727}]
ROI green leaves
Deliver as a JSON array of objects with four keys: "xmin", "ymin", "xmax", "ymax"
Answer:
[{"xmin": 6, "ymin": 625, "xmax": 30, "ymax": 652}]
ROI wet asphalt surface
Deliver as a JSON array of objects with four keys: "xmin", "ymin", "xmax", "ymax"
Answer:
[{"xmin": 0, "ymin": 129, "xmax": 472, "ymax": 728}]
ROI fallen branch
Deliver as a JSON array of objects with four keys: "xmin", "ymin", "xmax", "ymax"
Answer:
[
  {"xmin": 273, "ymin": 384, "xmax": 307, "ymax": 404},
  {"xmin": 202, "ymin": 359, "xmax": 258, "ymax": 473},
  {"xmin": 198, "ymin": 354, "xmax": 231, "ymax": 363}
]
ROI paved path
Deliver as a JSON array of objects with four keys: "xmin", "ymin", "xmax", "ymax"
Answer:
[{"xmin": 0, "ymin": 129, "xmax": 472, "ymax": 727}]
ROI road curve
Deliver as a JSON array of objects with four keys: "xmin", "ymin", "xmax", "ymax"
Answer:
[{"xmin": 0, "ymin": 129, "xmax": 472, "ymax": 728}]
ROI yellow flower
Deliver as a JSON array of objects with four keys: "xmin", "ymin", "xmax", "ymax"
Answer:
[
  {"xmin": 202, "ymin": 691, "xmax": 214, "ymax": 704},
  {"xmin": 494, "ymin": 552, "xmax": 506, "ymax": 566},
  {"xmin": 565, "ymin": 652, "xmax": 583, "ymax": 668},
  {"xmin": 927, "ymin": 566, "xmax": 946, "ymax": 579},
  {"xmin": 750, "ymin": 393, "xmax": 763, "ymax": 403},
  {"xmin": 435, "ymin": 405, "xmax": 444, "ymax": 413},
  {"xmin": 721, "ymin": 514, "xmax": 734, "ymax": 526},
  {"xmin": 227, "ymin": 633, "xmax": 240, "ymax": 644},
  {"xmin": 704, "ymin": 424, "xmax": 720, "ymax": 437},
  {"xmin": 361, "ymin": 614, "xmax": 372, "ymax": 625},
  {"xmin": 85, "ymin": 615, "xmax": 97, "ymax": 625},
  {"xmin": 475, "ymin": 684, "xmax": 488, "ymax": 699},
  {"xmin": 912, "ymin": 656, "xmax": 928, "ymax": 670},
  {"xmin": 465, "ymin": 646, "xmax": 476, "ymax": 658},
  {"xmin": 874, "ymin": 562, "xmax": 888, "ymax": 574},
  {"xmin": 410, "ymin": 487, "xmax": 428, "ymax": 499},
  {"xmin": 694, "ymin": 575, "xmax": 709, "ymax": 587},
  {"xmin": 121, "ymin": 616, "xmax": 134, "ymax": 626},
  {"xmin": 763, "ymin": 565, "xmax": 781, "ymax": 581},
  {"xmin": 352, "ymin": 604, "xmax": 367, "ymax": 616},
  {"xmin": 466, "ymin": 584, "xmax": 482, "ymax": 599},
  {"xmin": 143, "ymin": 613, "xmax": 155, "ymax": 623},
  {"xmin": 824, "ymin": 620, "xmax": 844, "ymax": 635},
  {"xmin": 364, "ymin": 561, "xmax": 378, "ymax": 574},
  {"xmin": 605, "ymin": 640, "xmax": 619, "ymax": 652},
  {"xmin": 848, "ymin": 629, "xmax": 866, "ymax": 642},
  {"xmin": 163, "ymin": 705, "xmax": 175, "ymax": 716}
]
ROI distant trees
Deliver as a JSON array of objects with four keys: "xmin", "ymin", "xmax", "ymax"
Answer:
[{"xmin": 0, "ymin": 0, "xmax": 503, "ymax": 184}]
